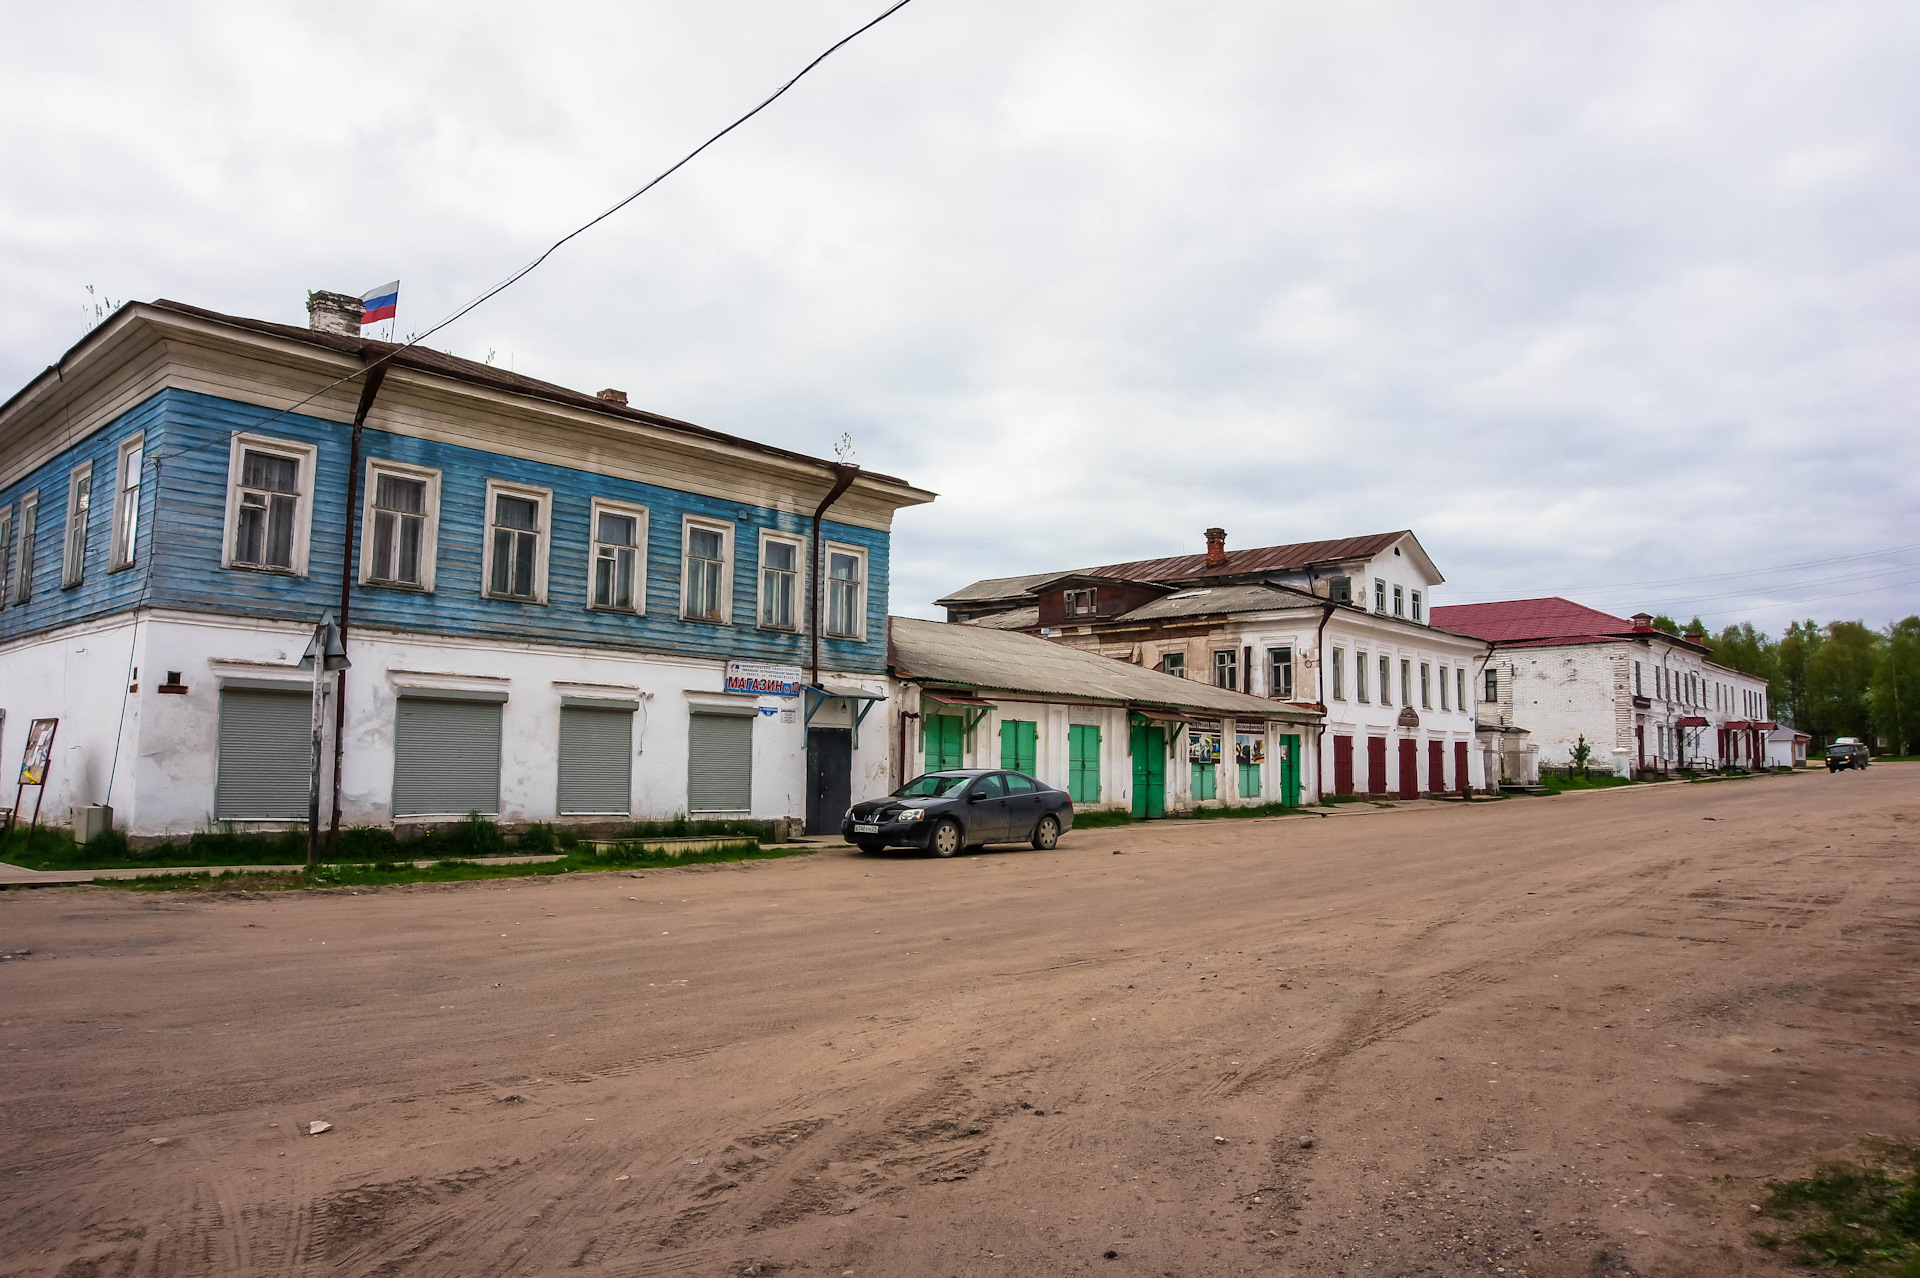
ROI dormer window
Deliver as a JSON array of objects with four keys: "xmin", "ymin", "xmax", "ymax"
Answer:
[
  {"xmin": 1065, "ymin": 588, "xmax": 1097, "ymax": 617},
  {"xmin": 1374, "ymin": 578, "xmax": 1387, "ymax": 613},
  {"xmin": 1411, "ymin": 590, "xmax": 1423, "ymax": 622},
  {"xmin": 1392, "ymin": 585, "xmax": 1405, "ymax": 618},
  {"xmin": 1328, "ymin": 575, "xmax": 1352, "ymax": 604}
]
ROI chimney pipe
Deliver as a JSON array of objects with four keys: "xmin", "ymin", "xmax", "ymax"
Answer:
[
  {"xmin": 1630, "ymin": 612, "xmax": 1654, "ymax": 633},
  {"xmin": 1204, "ymin": 527, "xmax": 1228, "ymax": 568},
  {"xmin": 307, "ymin": 290, "xmax": 365, "ymax": 338},
  {"xmin": 597, "ymin": 388, "xmax": 629, "ymax": 406}
]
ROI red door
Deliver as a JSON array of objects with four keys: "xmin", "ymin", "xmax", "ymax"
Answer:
[
  {"xmin": 1454, "ymin": 740, "xmax": 1469, "ymax": 795},
  {"xmin": 1398, "ymin": 739, "xmax": 1419, "ymax": 799},
  {"xmin": 1333, "ymin": 735, "xmax": 1354, "ymax": 795},
  {"xmin": 1366, "ymin": 737, "xmax": 1387, "ymax": 794},
  {"xmin": 1428, "ymin": 740, "xmax": 1445, "ymax": 795}
]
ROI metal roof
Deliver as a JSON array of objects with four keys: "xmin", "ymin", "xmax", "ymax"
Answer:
[
  {"xmin": 935, "ymin": 531, "xmax": 1415, "ymax": 607},
  {"xmin": 888, "ymin": 616, "xmax": 1320, "ymax": 722},
  {"xmin": 1431, "ymin": 597, "xmax": 1630, "ymax": 643},
  {"xmin": 964, "ymin": 605, "xmax": 1041, "ymax": 630},
  {"xmin": 1112, "ymin": 583, "xmax": 1320, "ymax": 622}
]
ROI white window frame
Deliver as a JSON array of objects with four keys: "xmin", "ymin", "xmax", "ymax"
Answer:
[
  {"xmin": 1268, "ymin": 645, "xmax": 1294, "ymax": 700},
  {"xmin": 1401, "ymin": 658, "xmax": 1412, "ymax": 706},
  {"xmin": 481, "ymin": 479, "xmax": 552, "ymax": 604},
  {"xmin": 1420, "ymin": 661, "xmax": 1431, "ymax": 709},
  {"xmin": 1380, "ymin": 655, "xmax": 1393, "ymax": 706},
  {"xmin": 358, "ymin": 459, "xmax": 442, "ymax": 592},
  {"xmin": 61, "ymin": 461, "xmax": 93, "ymax": 588},
  {"xmin": 11, "ymin": 492, "xmax": 35, "ymax": 604},
  {"xmin": 587, "ymin": 497, "xmax": 648, "ymax": 615},
  {"xmin": 1212, "ymin": 648, "xmax": 1238, "ymax": 691},
  {"xmin": 110, "ymin": 433, "xmax": 143, "ymax": 571},
  {"xmin": 1457, "ymin": 667, "xmax": 1466, "ymax": 712},
  {"xmin": 822, "ymin": 540, "xmax": 869, "ymax": 641},
  {"xmin": 680, "ymin": 514, "xmax": 734, "ymax": 624},
  {"xmin": 1374, "ymin": 578, "xmax": 1387, "ymax": 613},
  {"xmin": 1330, "ymin": 647, "xmax": 1345, "ymax": 701},
  {"xmin": 1355, "ymin": 649, "xmax": 1369, "ymax": 703},
  {"xmin": 1393, "ymin": 585, "xmax": 1405, "ymax": 618},
  {"xmin": 1411, "ymin": 589, "xmax": 1423, "ymax": 622},
  {"xmin": 1439, "ymin": 665, "xmax": 1450, "ymax": 711},
  {"xmin": 756, "ymin": 528, "xmax": 803, "ymax": 632},
  {"xmin": 1160, "ymin": 651, "xmax": 1186, "ymax": 679},
  {"xmin": 221, "ymin": 433, "xmax": 318, "ymax": 576}
]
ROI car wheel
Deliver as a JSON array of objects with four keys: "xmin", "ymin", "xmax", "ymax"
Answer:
[
  {"xmin": 929, "ymin": 819, "xmax": 963, "ymax": 858},
  {"xmin": 1031, "ymin": 814, "xmax": 1060, "ymax": 851}
]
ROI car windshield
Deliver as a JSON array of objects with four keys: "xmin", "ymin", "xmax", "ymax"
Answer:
[{"xmin": 895, "ymin": 773, "xmax": 973, "ymax": 797}]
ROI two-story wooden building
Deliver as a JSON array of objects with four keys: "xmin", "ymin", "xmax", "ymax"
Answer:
[
  {"xmin": 937, "ymin": 528, "xmax": 1488, "ymax": 798},
  {"xmin": 0, "ymin": 294, "xmax": 933, "ymax": 836}
]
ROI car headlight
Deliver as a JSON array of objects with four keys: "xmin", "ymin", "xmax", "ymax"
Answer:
[{"xmin": 897, "ymin": 808, "xmax": 924, "ymax": 823}]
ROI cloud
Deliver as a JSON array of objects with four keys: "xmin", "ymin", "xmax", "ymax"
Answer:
[{"xmin": 3, "ymin": 0, "xmax": 1916, "ymax": 630}]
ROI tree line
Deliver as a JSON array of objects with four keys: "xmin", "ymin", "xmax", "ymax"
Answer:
[{"xmin": 1649, "ymin": 613, "xmax": 1919, "ymax": 755}]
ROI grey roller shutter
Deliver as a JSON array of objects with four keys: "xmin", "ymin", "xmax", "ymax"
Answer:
[
  {"xmin": 392, "ymin": 696, "xmax": 502, "ymax": 817},
  {"xmin": 558, "ymin": 705, "xmax": 633, "ymax": 815},
  {"xmin": 687, "ymin": 711, "xmax": 752, "ymax": 812},
  {"xmin": 215, "ymin": 687, "xmax": 311, "ymax": 820}
]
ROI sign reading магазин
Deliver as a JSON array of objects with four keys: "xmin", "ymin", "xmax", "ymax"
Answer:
[{"xmin": 725, "ymin": 661, "xmax": 802, "ymax": 697}]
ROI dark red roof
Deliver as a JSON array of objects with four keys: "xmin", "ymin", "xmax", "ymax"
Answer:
[
  {"xmin": 1430, "ymin": 597, "xmax": 1632, "ymax": 644},
  {"xmin": 1085, "ymin": 532, "xmax": 1408, "ymax": 583}
]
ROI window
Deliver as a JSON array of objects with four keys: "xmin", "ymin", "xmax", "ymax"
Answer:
[
  {"xmin": 1379, "ymin": 655, "xmax": 1392, "ymax": 705},
  {"xmin": 757, "ymin": 534, "xmax": 800, "ymax": 629},
  {"xmin": 0, "ymin": 505, "xmax": 11, "ymax": 603},
  {"xmin": 11, "ymin": 493, "xmax": 35, "ymax": 603},
  {"xmin": 1634, "ymin": 662, "xmax": 1643, "ymax": 696},
  {"xmin": 1268, "ymin": 646, "xmax": 1294, "ymax": 700},
  {"xmin": 1356, "ymin": 650, "xmax": 1369, "ymax": 702},
  {"xmin": 362, "ymin": 462, "xmax": 440, "ymax": 590},
  {"xmin": 1331, "ymin": 649, "xmax": 1345, "ymax": 701},
  {"xmin": 1456, "ymin": 667, "xmax": 1465, "ymax": 712},
  {"xmin": 1328, "ymin": 575, "xmax": 1352, "ymax": 604},
  {"xmin": 62, "ymin": 462, "xmax": 92, "ymax": 587},
  {"xmin": 482, "ymin": 484, "xmax": 549, "ymax": 602},
  {"xmin": 1484, "ymin": 667, "xmax": 1498, "ymax": 702},
  {"xmin": 110, "ymin": 435, "xmax": 142, "ymax": 571},
  {"xmin": 1065, "ymin": 588, "xmax": 1097, "ymax": 617},
  {"xmin": 1393, "ymin": 585, "xmax": 1404, "ymax": 618},
  {"xmin": 681, "ymin": 518, "xmax": 731, "ymax": 622},
  {"xmin": 224, "ymin": 435, "xmax": 315, "ymax": 575},
  {"xmin": 1438, "ymin": 665, "xmax": 1449, "ymax": 710},
  {"xmin": 1213, "ymin": 649, "xmax": 1239, "ymax": 690},
  {"xmin": 825, "ymin": 543, "xmax": 867, "ymax": 639},
  {"xmin": 1400, "ymin": 659, "xmax": 1412, "ymax": 707},
  {"xmin": 1411, "ymin": 590, "xmax": 1423, "ymax": 622},
  {"xmin": 591, "ymin": 500, "xmax": 646, "ymax": 612},
  {"xmin": 1374, "ymin": 578, "xmax": 1387, "ymax": 613},
  {"xmin": 1160, "ymin": 652, "xmax": 1186, "ymax": 679},
  {"xmin": 1420, "ymin": 662, "xmax": 1431, "ymax": 709}
]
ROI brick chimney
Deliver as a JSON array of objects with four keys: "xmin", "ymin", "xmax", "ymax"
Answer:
[
  {"xmin": 1204, "ymin": 527, "xmax": 1228, "ymax": 568},
  {"xmin": 307, "ymin": 290, "xmax": 365, "ymax": 337},
  {"xmin": 1630, "ymin": 612, "xmax": 1654, "ymax": 633},
  {"xmin": 596, "ymin": 389, "xmax": 629, "ymax": 407}
]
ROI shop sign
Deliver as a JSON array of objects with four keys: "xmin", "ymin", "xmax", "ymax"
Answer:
[{"xmin": 725, "ymin": 661, "xmax": 802, "ymax": 697}]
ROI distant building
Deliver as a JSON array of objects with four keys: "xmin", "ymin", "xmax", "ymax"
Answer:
[
  {"xmin": 1431, "ymin": 597, "xmax": 1776, "ymax": 776},
  {"xmin": 0, "ymin": 294, "xmax": 933, "ymax": 835},
  {"xmin": 887, "ymin": 616, "xmax": 1322, "ymax": 816},
  {"xmin": 936, "ymin": 528, "xmax": 1487, "ymax": 799}
]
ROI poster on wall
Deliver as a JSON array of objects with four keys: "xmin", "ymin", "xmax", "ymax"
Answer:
[
  {"xmin": 1236, "ymin": 733, "xmax": 1266, "ymax": 766},
  {"xmin": 19, "ymin": 718, "xmax": 58, "ymax": 787},
  {"xmin": 1188, "ymin": 731, "xmax": 1221, "ymax": 765},
  {"xmin": 725, "ymin": 661, "xmax": 802, "ymax": 697}
]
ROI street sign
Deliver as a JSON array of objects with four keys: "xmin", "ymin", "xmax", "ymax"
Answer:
[{"xmin": 725, "ymin": 661, "xmax": 801, "ymax": 697}]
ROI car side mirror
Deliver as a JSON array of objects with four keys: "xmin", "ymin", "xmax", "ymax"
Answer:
[{"xmin": 968, "ymin": 791, "xmax": 987, "ymax": 802}]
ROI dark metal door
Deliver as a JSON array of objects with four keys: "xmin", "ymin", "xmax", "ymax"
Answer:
[{"xmin": 806, "ymin": 728, "xmax": 852, "ymax": 835}]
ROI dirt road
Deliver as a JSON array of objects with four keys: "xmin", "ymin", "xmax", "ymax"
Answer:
[{"xmin": 2, "ymin": 768, "xmax": 1914, "ymax": 1277}]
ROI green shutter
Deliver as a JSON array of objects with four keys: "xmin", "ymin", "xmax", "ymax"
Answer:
[
  {"xmin": 1068, "ymin": 724, "xmax": 1101, "ymax": 803},
  {"xmin": 1000, "ymin": 719, "xmax": 1036, "ymax": 773},
  {"xmin": 925, "ymin": 713, "xmax": 964, "ymax": 772}
]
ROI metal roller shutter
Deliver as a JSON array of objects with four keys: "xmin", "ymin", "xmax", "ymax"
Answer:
[
  {"xmin": 687, "ymin": 711, "xmax": 752, "ymax": 812},
  {"xmin": 215, "ymin": 688, "xmax": 311, "ymax": 820},
  {"xmin": 392, "ymin": 696, "xmax": 503, "ymax": 817},
  {"xmin": 558, "ymin": 706, "xmax": 633, "ymax": 815}
]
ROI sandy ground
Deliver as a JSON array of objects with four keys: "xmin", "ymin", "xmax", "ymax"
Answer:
[{"xmin": 1, "ymin": 767, "xmax": 1915, "ymax": 1278}]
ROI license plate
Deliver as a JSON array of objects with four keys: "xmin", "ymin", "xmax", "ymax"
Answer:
[{"xmin": 853, "ymin": 824, "xmax": 880, "ymax": 834}]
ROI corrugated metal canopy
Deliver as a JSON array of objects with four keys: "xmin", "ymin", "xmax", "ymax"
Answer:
[
  {"xmin": 1113, "ymin": 583, "xmax": 1318, "ymax": 622},
  {"xmin": 888, "ymin": 616, "xmax": 1319, "ymax": 722}
]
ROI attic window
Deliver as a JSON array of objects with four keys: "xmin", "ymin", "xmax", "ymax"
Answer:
[{"xmin": 1065, "ymin": 588, "xmax": 1097, "ymax": 617}]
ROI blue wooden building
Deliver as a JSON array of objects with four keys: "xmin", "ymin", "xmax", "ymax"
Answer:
[{"xmin": 0, "ymin": 293, "xmax": 933, "ymax": 836}]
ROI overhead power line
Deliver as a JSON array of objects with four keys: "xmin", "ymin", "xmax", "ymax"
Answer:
[{"xmin": 1446, "ymin": 541, "xmax": 1920, "ymax": 605}]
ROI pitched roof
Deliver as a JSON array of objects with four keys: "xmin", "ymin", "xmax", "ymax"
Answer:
[
  {"xmin": 1430, "ymin": 597, "xmax": 1633, "ymax": 644},
  {"xmin": 936, "ymin": 531, "xmax": 1414, "ymax": 607},
  {"xmin": 887, "ymin": 617, "xmax": 1319, "ymax": 721},
  {"xmin": 964, "ymin": 605, "xmax": 1040, "ymax": 630},
  {"xmin": 1112, "ymin": 583, "xmax": 1320, "ymax": 623}
]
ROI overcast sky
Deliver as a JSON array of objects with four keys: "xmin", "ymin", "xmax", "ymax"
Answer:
[{"xmin": 5, "ymin": 1, "xmax": 1917, "ymax": 630}]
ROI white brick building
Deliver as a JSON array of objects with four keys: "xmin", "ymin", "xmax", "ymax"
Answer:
[{"xmin": 1432, "ymin": 598, "xmax": 1776, "ymax": 776}]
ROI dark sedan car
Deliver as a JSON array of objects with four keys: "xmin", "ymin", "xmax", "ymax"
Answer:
[{"xmin": 842, "ymin": 769, "xmax": 1075, "ymax": 857}]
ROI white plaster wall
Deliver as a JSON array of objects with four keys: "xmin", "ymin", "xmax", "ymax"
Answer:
[
  {"xmin": 0, "ymin": 611, "xmax": 154, "ymax": 826},
  {"xmin": 1502, "ymin": 644, "xmax": 1627, "ymax": 766},
  {"xmin": 1313, "ymin": 611, "xmax": 1483, "ymax": 793}
]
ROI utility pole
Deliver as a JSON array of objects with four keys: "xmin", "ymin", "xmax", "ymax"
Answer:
[{"xmin": 301, "ymin": 612, "xmax": 351, "ymax": 871}]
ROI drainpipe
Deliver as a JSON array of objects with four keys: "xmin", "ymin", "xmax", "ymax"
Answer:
[
  {"xmin": 809, "ymin": 463, "xmax": 860, "ymax": 686},
  {"xmin": 327, "ymin": 361, "xmax": 390, "ymax": 849},
  {"xmin": 1314, "ymin": 601, "xmax": 1334, "ymax": 802},
  {"xmin": 897, "ymin": 681, "xmax": 919, "ymax": 791}
]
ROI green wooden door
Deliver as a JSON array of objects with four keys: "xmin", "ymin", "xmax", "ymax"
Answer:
[
  {"xmin": 1191, "ymin": 762, "xmax": 1216, "ymax": 801},
  {"xmin": 1279, "ymin": 733, "xmax": 1302, "ymax": 807},
  {"xmin": 1129, "ymin": 722, "xmax": 1166, "ymax": 819},
  {"xmin": 925, "ymin": 713, "xmax": 964, "ymax": 772},
  {"xmin": 1000, "ymin": 719, "xmax": 1037, "ymax": 773},
  {"xmin": 1068, "ymin": 724, "xmax": 1101, "ymax": 804},
  {"xmin": 1238, "ymin": 761, "xmax": 1262, "ymax": 799}
]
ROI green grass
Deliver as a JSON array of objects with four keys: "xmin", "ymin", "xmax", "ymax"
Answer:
[
  {"xmin": 1071, "ymin": 809, "xmax": 1137, "ymax": 830},
  {"xmin": 2, "ymin": 812, "xmax": 786, "ymax": 873},
  {"xmin": 1319, "ymin": 793, "xmax": 1364, "ymax": 806},
  {"xmin": 102, "ymin": 840, "xmax": 806, "ymax": 892},
  {"xmin": 1750, "ymin": 1139, "xmax": 1920, "ymax": 1275},
  {"xmin": 1537, "ymin": 773, "xmax": 1638, "ymax": 794},
  {"xmin": 1191, "ymin": 800, "xmax": 1305, "ymax": 820}
]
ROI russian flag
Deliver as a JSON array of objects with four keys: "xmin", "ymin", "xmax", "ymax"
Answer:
[{"xmin": 360, "ymin": 281, "xmax": 399, "ymax": 326}]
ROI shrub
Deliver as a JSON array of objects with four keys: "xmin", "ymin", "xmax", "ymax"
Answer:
[{"xmin": 518, "ymin": 822, "xmax": 558, "ymax": 855}]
